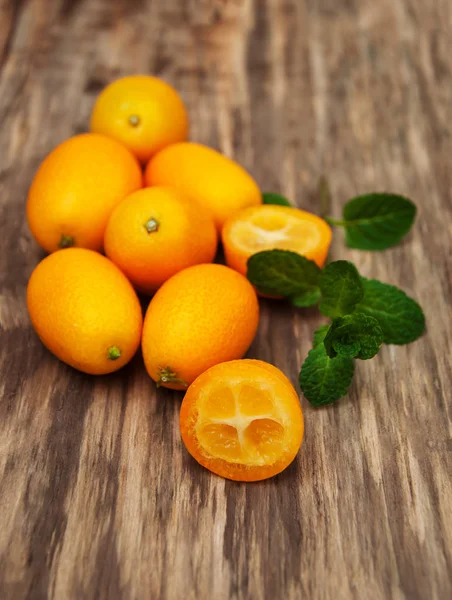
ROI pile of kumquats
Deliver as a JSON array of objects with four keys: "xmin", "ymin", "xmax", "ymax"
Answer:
[{"xmin": 26, "ymin": 75, "xmax": 424, "ymax": 482}]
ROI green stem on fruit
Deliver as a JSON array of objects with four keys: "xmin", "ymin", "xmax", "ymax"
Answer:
[
  {"xmin": 144, "ymin": 217, "xmax": 160, "ymax": 233},
  {"xmin": 59, "ymin": 234, "xmax": 74, "ymax": 249},
  {"xmin": 128, "ymin": 114, "xmax": 141, "ymax": 127},
  {"xmin": 107, "ymin": 346, "xmax": 121, "ymax": 361},
  {"xmin": 156, "ymin": 366, "xmax": 187, "ymax": 388}
]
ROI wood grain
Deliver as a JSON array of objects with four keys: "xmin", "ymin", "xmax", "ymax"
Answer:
[{"xmin": 1, "ymin": 0, "xmax": 451, "ymax": 598}]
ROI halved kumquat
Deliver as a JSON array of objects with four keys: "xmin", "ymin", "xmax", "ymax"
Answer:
[
  {"xmin": 222, "ymin": 204, "xmax": 332, "ymax": 278},
  {"xmin": 180, "ymin": 359, "xmax": 304, "ymax": 482}
]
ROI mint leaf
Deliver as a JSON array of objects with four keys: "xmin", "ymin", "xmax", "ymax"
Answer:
[
  {"xmin": 291, "ymin": 288, "xmax": 322, "ymax": 307},
  {"xmin": 300, "ymin": 344, "xmax": 355, "ymax": 406},
  {"xmin": 324, "ymin": 313, "xmax": 383, "ymax": 360},
  {"xmin": 247, "ymin": 250, "xmax": 321, "ymax": 307},
  {"xmin": 327, "ymin": 193, "xmax": 416, "ymax": 250},
  {"xmin": 313, "ymin": 325, "xmax": 329, "ymax": 347},
  {"xmin": 354, "ymin": 278, "xmax": 425, "ymax": 344},
  {"xmin": 262, "ymin": 192, "xmax": 291, "ymax": 207},
  {"xmin": 319, "ymin": 261, "xmax": 363, "ymax": 318}
]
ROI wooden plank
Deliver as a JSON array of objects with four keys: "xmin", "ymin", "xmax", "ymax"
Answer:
[{"xmin": 0, "ymin": 0, "xmax": 451, "ymax": 598}]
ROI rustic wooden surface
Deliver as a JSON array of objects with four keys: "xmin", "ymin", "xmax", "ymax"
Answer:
[{"xmin": 1, "ymin": 0, "xmax": 451, "ymax": 598}]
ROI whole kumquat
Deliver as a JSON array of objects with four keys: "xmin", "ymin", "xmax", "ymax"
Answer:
[
  {"xmin": 27, "ymin": 134, "xmax": 142, "ymax": 253},
  {"xmin": 144, "ymin": 142, "xmax": 261, "ymax": 231},
  {"xmin": 104, "ymin": 186, "xmax": 217, "ymax": 293},
  {"xmin": 90, "ymin": 75, "xmax": 189, "ymax": 163},
  {"xmin": 142, "ymin": 264, "xmax": 259, "ymax": 389},
  {"xmin": 27, "ymin": 248, "xmax": 142, "ymax": 375}
]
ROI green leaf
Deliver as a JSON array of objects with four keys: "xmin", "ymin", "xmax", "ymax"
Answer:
[
  {"xmin": 291, "ymin": 288, "xmax": 322, "ymax": 308},
  {"xmin": 299, "ymin": 344, "xmax": 355, "ymax": 407},
  {"xmin": 247, "ymin": 250, "xmax": 321, "ymax": 307},
  {"xmin": 324, "ymin": 313, "xmax": 383, "ymax": 360},
  {"xmin": 313, "ymin": 325, "xmax": 330, "ymax": 347},
  {"xmin": 319, "ymin": 260, "xmax": 363, "ymax": 318},
  {"xmin": 354, "ymin": 277, "xmax": 425, "ymax": 344},
  {"xmin": 262, "ymin": 192, "xmax": 292, "ymax": 207},
  {"xmin": 327, "ymin": 193, "xmax": 417, "ymax": 250}
]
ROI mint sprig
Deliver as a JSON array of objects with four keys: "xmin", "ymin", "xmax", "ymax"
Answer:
[
  {"xmin": 262, "ymin": 192, "xmax": 292, "ymax": 207},
  {"xmin": 247, "ymin": 250, "xmax": 425, "ymax": 407},
  {"xmin": 326, "ymin": 193, "xmax": 416, "ymax": 250},
  {"xmin": 247, "ymin": 250, "xmax": 321, "ymax": 307},
  {"xmin": 323, "ymin": 314, "xmax": 383, "ymax": 360}
]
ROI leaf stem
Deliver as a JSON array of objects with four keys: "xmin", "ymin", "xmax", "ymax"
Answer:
[
  {"xmin": 325, "ymin": 216, "xmax": 347, "ymax": 228},
  {"xmin": 318, "ymin": 176, "xmax": 332, "ymax": 218}
]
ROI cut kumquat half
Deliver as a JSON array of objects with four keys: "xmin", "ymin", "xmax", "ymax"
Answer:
[
  {"xmin": 180, "ymin": 359, "xmax": 304, "ymax": 482},
  {"xmin": 222, "ymin": 204, "xmax": 332, "ymax": 278}
]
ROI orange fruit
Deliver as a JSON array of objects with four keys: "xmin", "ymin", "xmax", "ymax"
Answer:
[
  {"xmin": 180, "ymin": 359, "xmax": 304, "ymax": 482},
  {"xmin": 27, "ymin": 134, "xmax": 142, "ymax": 253},
  {"xmin": 27, "ymin": 248, "xmax": 142, "ymax": 375},
  {"xmin": 142, "ymin": 264, "xmax": 259, "ymax": 390},
  {"xmin": 90, "ymin": 75, "xmax": 189, "ymax": 163},
  {"xmin": 104, "ymin": 187, "xmax": 217, "ymax": 293},
  {"xmin": 144, "ymin": 142, "xmax": 261, "ymax": 231},
  {"xmin": 222, "ymin": 204, "xmax": 332, "ymax": 277}
]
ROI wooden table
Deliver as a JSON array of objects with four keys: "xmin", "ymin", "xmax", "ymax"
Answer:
[{"xmin": 1, "ymin": 1, "xmax": 451, "ymax": 598}]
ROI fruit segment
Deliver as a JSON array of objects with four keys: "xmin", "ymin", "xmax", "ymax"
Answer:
[
  {"xmin": 180, "ymin": 359, "xmax": 304, "ymax": 481},
  {"xmin": 196, "ymin": 381, "xmax": 284, "ymax": 465},
  {"xmin": 231, "ymin": 218, "xmax": 321, "ymax": 254},
  {"xmin": 244, "ymin": 419, "xmax": 285, "ymax": 462},
  {"xmin": 198, "ymin": 424, "xmax": 243, "ymax": 462},
  {"xmin": 222, "ymin": 204, "xmax": 332, "ymax": 278}
]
